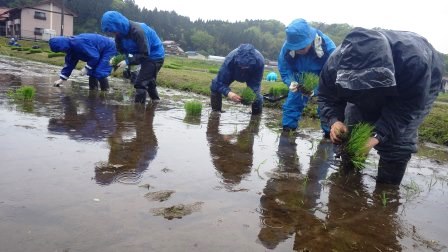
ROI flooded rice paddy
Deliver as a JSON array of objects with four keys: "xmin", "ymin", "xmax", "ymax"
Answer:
[{"xmin": 0, "ymin": 55, "xmax": 447, "ymax": 251}]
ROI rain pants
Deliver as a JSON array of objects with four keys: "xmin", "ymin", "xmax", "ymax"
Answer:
[
  {"xmin": 278, "ymin": 29, "xmax": 335, "ymax": 131},
  {"xmin": 210, "ymin": 44, "xmax": 265, "ymax": 112},
  {"xmin": 318, "ymin": 27, "xmax": 444, "ymax": 162},
  {"xmin": 49, "ymin": 33, "xmax": 116, "ymax": 80}
]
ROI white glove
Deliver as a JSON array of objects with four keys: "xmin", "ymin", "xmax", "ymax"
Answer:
[
  {"xmin": 53, "ymin": 79, "xmax": 65, "ymax": 87},
  {"xmin": 109, "ymin": 57, "xmax": 115, "ymax": 66},
  {"xmin": 289, "ymin": 81, "xmax": 299, "ymax": 92},
  {"xmin": 80, "ymin": 67, "xmax": 88, "ymax": 76},
  {"xmin": 117, "ymin": 60, "xmax": 127, "ymax": 69}
]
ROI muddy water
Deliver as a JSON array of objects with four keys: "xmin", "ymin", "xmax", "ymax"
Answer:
[{"xmin": 0, "ymin": 55, "xmax": 447, "ymax": 252}]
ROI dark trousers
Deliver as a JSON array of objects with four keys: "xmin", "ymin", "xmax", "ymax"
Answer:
[{"xmin": 134, "ymin": 58, "xmax": 164, "ymax": 103}]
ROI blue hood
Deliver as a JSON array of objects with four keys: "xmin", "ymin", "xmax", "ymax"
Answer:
[
  {"xmin": 284, "ymin": 19, "xmax": 316, "ymax": 51},
  {"xmin": 101, "ymin": 11, "xmax": 130, "ymax": 36},
  {"xmin": 234, "ymin": 44, "xmax": 259, "ymax": 69},
  {"xmin": 49, "ymin": 36, "xmax": 70, "ymax": 52}
]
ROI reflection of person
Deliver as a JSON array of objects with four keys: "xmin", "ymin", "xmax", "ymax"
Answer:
[
  {"xmin": 258, "ymin": 137, "xmax": 332, "ymax": 249},
  {"xmin": 318, "ymin": 27, "xmax": 444, "ymax": 185},
  {"xmin": 258, "ymin": 138, "xmax": 401, "ymax": 250},
  {"xmin": 206, "ymin": 113, "xmax": 261, "ymax": 188},
  {"xmin": 47, "ymin": 92, "xmax": 115, "ymax": 141},
  {"xmin": 101, "ymin": 11, "xmax": 165, "ymax": 104},
  {"xmin": 95, "ymin": 104, "xmax": 158, "ymax": 185},
  {"xmin": 49, "ymin": 33, "xmax": 116, "ymax": 90},
  {"xmin": 210, "ymin": 44, "xmax": 265, "ymax": 115},
  {"xmin": 278, "ymin": 19, "xmax": 335, "ymax": 135}
]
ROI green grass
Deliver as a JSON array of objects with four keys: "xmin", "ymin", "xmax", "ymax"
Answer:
[
  {"xmin": 184, "ymin": 100, "xmax": 202, "ymax": 116},
  {"xmin": 341, "ymin": 122, "xmax": 374, "ymax": 170},
  {"xmin": 419, "ymin": 103, "xmax": 448, "ymax": 145},
  {"xmin": 7, "ymin": 85, "xmax": 36, "ymax": 101},
  {"xmin": 240, "ymin": 87, "xmax": 256, "ymax": 105}
]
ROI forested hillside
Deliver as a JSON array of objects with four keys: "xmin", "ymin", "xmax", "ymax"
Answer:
[{"xmin": 1, "ymin": 0, "xmax": 447, "ymax": 66}]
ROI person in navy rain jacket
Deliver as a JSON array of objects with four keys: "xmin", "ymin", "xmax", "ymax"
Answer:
[
  {"xmin": 278, "ymin": 19, "xmax": 335, "ymax": 136},
  {"xmin": 210, "ymin": 44, "xmax": 265, "ymax": 115},
  {"xmin": 49, "ymin": 33, "xmax": 116, "ymax": 91},
  {"xmin": 318, "ymin": 27, "xmax": 444, "ymax": 185},
  {"xmin": 101, "ymin": 11, "xmax": 165, "ymax": 104}
]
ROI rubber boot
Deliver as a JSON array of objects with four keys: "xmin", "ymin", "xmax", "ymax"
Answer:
[
  {"xmin": 134, "ymin": 88, "xmax": 147, "ymax": 104},
  {"xmin": 147, "ymin": 79, "xmax": 160, "ymax": 100},
  {"xmin": 376, "ymin": 158, "xmax": 408, "ymax": 185},
  {"xmin": 99, "ymin": 78, "xmax": 109, "ymax": 91},
  {"xmin": 251, "ymin": 99, "xmax": 263, "ymax": 115},
  {"xmin": 88, "ymin": 76, "xmax": 98, "ymax": 90},
  {"xmin": 211, "ymin": 91, "xmax": 222, "ymax": 112}
]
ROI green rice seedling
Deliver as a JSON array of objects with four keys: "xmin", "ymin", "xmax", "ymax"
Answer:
[
  {"xmin": 7, "ymin": 85, "xmax": 36, "ymax": 101},
  {"xmin": 301, "ymin": 72, "xmax": 319, "ymax": 94},
  {"xmin": 184, "ymin": 100, "xmax": 202, "ymax": 116},
  {"xmin": 240, "ymin": 87, "xmax": 256, "ymax": 105},
  {"xmin": 47, "ymin": 52, "xmax": 66, "ymax": 58},
  {"xmin": 340, "ymin": 122, "xmax": 374, "ymax": 170},
  {"xmin": 111, "ymin": 54, "xmax": 125, "ymax": 68},
  {"xmin": 268, "ymin": 83, "xmax": 289, "ymax": 97},
  {"xmin": 380, "ymin": 191, "xmax": 388, "ymax": 207}
]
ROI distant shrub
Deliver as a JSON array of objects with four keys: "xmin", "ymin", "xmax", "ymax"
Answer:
[
  {"xmin": 48, "ymin": 52, "xmax": 66, "ymax": 58},
  {"xmin": 164, "ymin": 64, "xmax": 182, "ymax": 70},
  {"xmin": 27, "ymin": 48, "xmax": 43, "ymax": 54},
  {"xmin": 208, "ymin": 68, "xmax": 219, "ymax": 74}
]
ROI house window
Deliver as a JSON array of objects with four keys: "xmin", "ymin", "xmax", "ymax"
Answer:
[
  {"xmin": 34, "ymin": 27, "xmax": 44, "ymax": 35},
  {"xmin": 34, "ymin": 11, "xmax": 46, "ymax": 20}
]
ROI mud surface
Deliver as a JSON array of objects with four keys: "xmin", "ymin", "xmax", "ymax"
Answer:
[{"xmin": 1, "ymin": 55, "xmax": 447, "ymax": 251}]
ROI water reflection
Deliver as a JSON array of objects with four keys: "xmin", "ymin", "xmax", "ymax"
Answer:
[
  {"xmin": 258, "ymin": 136, "xmax": 402, "ymax": 250},
  {"xmin": 95, "ymin": 103, "xmax": 158, "ymax": 185},
  {"xmin": 48, "ymin": 91, "xmax": 115, "ymax": 141},
  {"xmin": 206, "ymin": 112, "xmax": 261, "ymax": 189}
]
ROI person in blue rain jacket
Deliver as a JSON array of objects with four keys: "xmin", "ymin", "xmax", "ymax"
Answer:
[
  {"xmin": 210, "ymin": 43, "xmax": 265, "ymax": 115},
  {"xmin": 49, "ymin": 33, "xmax": 116, "ymax": 91},
  {"xmin": 101, "ymin": 11, "xmax": 165, "ymax": 104},
  {"xmin": 318, "ymin": 27, "xmax": 444, "ymax": 185},
  {"xmin": 278, "ymin": 19, "xmax": 335, "ymax": 136}
]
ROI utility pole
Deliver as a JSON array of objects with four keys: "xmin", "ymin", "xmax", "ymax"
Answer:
[{"xmin": 60, "ymin": 0, "xmax": 65, "ymax": 36}]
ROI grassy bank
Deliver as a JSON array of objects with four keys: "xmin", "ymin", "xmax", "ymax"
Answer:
[{"xmin": 1, "ymin": 37, "xmax": 447, "ymax": 146}]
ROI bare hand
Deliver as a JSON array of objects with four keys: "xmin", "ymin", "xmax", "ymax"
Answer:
[
  {"xmin": 228, "ymin": 91, "xmax": 241, "ymax": 102},
  {"xmin": 330, "ymin": 121, "xmax": 348, "ymax": 144},
  {"xmin": 53, "ymin": 79, "xmax": 65, "ymax": 87},
  {"xmin": 364, "ymin": 137, "xmax": 379, "ymax": 154}
]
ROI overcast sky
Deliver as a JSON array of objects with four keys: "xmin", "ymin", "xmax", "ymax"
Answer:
[{"xmin": 134, "ymin": 0, "xmax": 447, "ymax": 54}]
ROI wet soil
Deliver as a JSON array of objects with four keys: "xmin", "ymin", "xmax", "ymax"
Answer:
[{"xmin": 0, "ymin": 55, "xmax": 447, "ymax": 251}]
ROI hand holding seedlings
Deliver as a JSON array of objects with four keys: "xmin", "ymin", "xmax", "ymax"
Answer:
[
  {"xmin": 330, "ymin": 121, "xmax": 348, "ymax": 144},
  {"xmin": 227, "ymin": 91, "xmax": 242, "ymax": 102}
]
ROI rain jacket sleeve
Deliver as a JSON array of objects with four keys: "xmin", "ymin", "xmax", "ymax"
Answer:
[
  {"xmin": 211, "ymin": 50, "xmax": 238, "ymax": 95},
  {"xmin": 128, "ymin": 21, "xmax": 149, "ymax": 57},
  {"xmin": 60, "ymin": 53, "xmax": 79, "ymax": 80}
]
